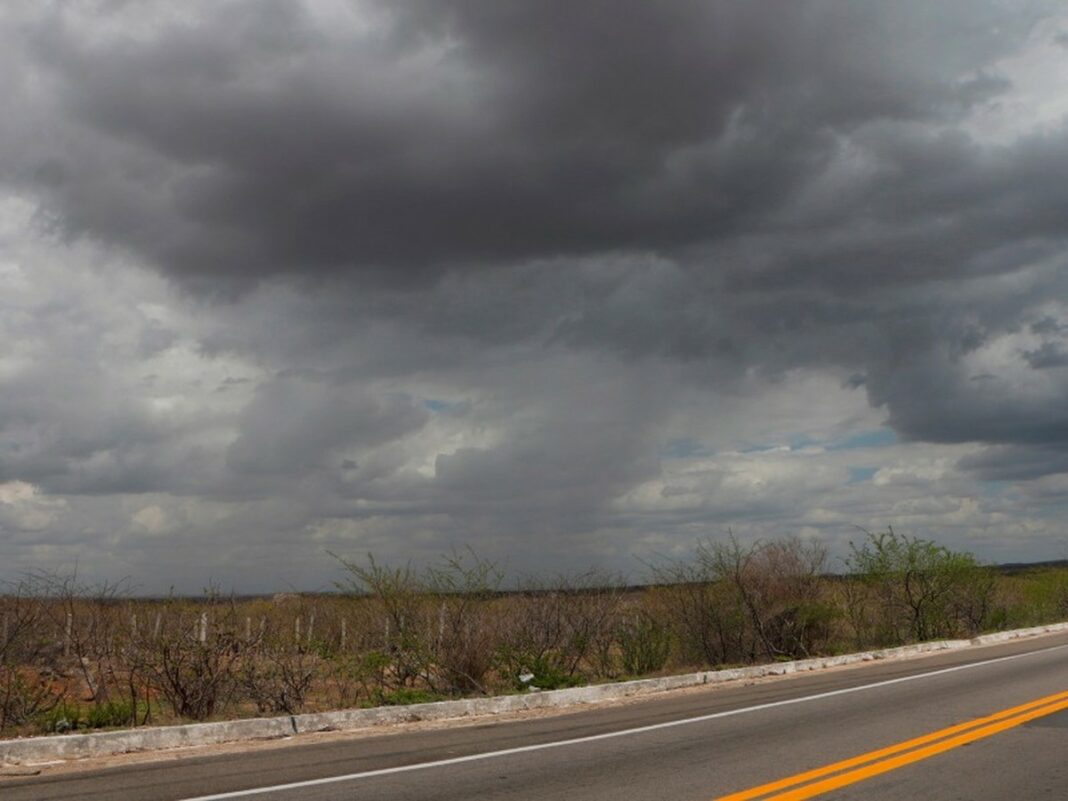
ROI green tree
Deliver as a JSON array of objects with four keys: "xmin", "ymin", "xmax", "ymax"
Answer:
[{"xmin": 847, "ymin": 528, "xmax": 993, "ymax": 643}]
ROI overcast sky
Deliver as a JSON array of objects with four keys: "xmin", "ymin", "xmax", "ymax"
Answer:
[{"xmin": 3, "ymin": 1, "xmax": 1068, "ymax": 593}]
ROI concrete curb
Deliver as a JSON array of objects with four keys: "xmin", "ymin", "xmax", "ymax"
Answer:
[{"xmin": 4, "ymin": 621, "xmax": 1067, "ymax": 766}]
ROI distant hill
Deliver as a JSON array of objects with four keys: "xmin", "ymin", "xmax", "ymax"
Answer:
[{"xmin": 994, "ymin": 559, "xmax": 1068, "ymax": 575}]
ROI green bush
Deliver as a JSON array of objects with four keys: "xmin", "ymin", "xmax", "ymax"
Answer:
[
  {"xmin": 38, "ymin": 700, "xmax": 146, "ymax": 732},
  {"xmin": 846, "ymin": 528, "xmax": 994, "ymax": 643},
  {"xmin": 39, "ymin": 700, "xmax": 83, "ymax": 733},
  {"xmin": 618, "ymin": 613, "xmax": 672, "ymax": 676},
  {"xmin": 372, "ymin": 688, "xmax": 445, "ymax": 706},
  {"xmin": 86, "ymin": 700, "xmax": 138, "ymax": 729}
]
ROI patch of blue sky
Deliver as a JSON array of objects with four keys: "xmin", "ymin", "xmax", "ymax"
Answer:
[
  {"xmin": 738, "ymin": 436, "xmax": 811, "ymax": 454},
  {"xmin": 661, "ymin": 438, "xmax": 713, "ymax": 459},
  {"xmin": 827, "ymin": 428, "xmax": 898, "ymax": 451},
  {"xmin": 739, "ymin": 444, "xmax": 788, "ymax": 454},
  {"xmin": 848, "ymin": 466, "xmax": 878, "ymax": 483},
  {"xmin": 977, "ymin": 480, "xmax": 1010, "ymax": 498},
  {"xmin": 423, "ymin": 398, "xmax": 456, "ymax": 413}
]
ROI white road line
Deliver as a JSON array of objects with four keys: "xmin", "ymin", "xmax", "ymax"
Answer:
[{"xmin": 179, "ymin": 642, "xmax": 1068, "ymax": 800}]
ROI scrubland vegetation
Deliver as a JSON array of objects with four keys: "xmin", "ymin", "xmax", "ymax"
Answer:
[{"xmin": 3, "ymin": 530, "xmax": 1067, "ymax": 738}]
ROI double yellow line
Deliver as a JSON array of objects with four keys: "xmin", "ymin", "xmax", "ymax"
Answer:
[{"xmin": 713, "ymin": 688, "xmax": 1068, "ymax": 800}]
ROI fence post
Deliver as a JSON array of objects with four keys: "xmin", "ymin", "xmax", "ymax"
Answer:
[
  {"xmin": 340, "ymin": 618, "xmax": 347, "ymax": 651},
  {"xmin": 64, "ymin": 612, "xmax": 73, "ymax": 657},
  {"xmin": 199, "ymin": 612, "xmax": 208, "ymax": 644}
]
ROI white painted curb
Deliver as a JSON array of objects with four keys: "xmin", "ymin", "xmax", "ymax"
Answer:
[{"xmin": 3, "ymin": 621, "xmax": 1067, "ymax": 766}]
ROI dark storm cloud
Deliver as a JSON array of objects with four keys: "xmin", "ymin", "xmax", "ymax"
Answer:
[
  {"xmin": 3, "ymin": 1, "xmax": 1050, "ymax": 286},
  {"xmin": 0, "ymin": 328, "xmax": 172, "ymax": 494},
  {"xmin": 4, "ymin": 0, "xmax": 1068, "ymax": 591},
  {"xmin": 959, "ymin": 445, "xmax": 1068, "ymax": 482},
  {"xmin": 6, "ymin": 0, "xmax": 1064, "ymax": 473},
  {"xmin": 1023, "ymin": 342, "xmax": 1068, "ymax": 369},
  {"xmin": 226, "ymin": 374, "xmax": 428, "ymax": 477},
  {"xmin": 430, "ymin": 365, "xmax": 666, "ymax": 532}
]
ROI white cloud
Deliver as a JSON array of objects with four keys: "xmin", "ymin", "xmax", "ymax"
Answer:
[
  {"xmin": 131, "ymin": 504, "xmax": 168, "ymax": 534},
  {"xmin": 0, "ymin": 480, "xmax": 67, "ymax": 531}
]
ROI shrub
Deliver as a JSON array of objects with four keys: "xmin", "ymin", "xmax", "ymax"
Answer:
[
  {"xmin": 846, "ymin": 528, "xmax": 993, "ymax": 643},
  {"xmin": 239, "ymin": 642, "xmax": 317, "ymax": 715},
  {"xmin": 373, "ymin": 688, "xmax": 445, "ymax": 706},
  {"xmin": 332, "ymin": 554, "xmax": 434, "ymax": 690},
  {"xmin": 139, "ymin": 597, "xmax": 243, "ymax": 720},
  {"xmin": 422, "ymin": 550, "xmax": 503, "ymax": 695},
  {"xmin": 495, "ymin": 572, "xmax": 623, "ymax": 690},
  {"xmin": 1, "ymin": 575, "xmax": 66, "ymax": 733},
  {"xmin": 85, "ymin": 700, "xmax": 139, "ymax": 729},
  {"xmin": 618, "ymin": 611, "xmax": 672, "ymax": 676},
  {"xmin": 39, "ymin": 700, "xmax": 83, "ymax": 733}
]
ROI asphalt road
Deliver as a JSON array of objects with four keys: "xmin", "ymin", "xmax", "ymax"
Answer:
[{"xmin": 6, "ymin": 632, "xmax": 1068, "ymax": 801}]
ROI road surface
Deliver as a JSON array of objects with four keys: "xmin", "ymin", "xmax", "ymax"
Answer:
[{"xmin": 5, "ymin": 632, "xmax": 1068, "ymax": 800}]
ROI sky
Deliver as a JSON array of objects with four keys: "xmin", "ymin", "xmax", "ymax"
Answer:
[{"xmin": 3, "ymin": 1, "xmax": 1068, "ymax": 593}]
